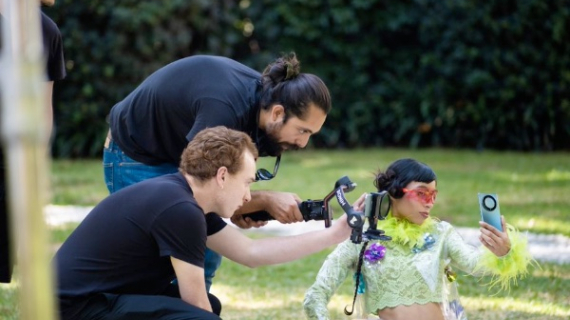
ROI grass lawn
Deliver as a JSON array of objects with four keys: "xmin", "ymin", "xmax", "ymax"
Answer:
[{"xmin": 1, "ymin": 148, "xmax": 569, "ymax": 319}]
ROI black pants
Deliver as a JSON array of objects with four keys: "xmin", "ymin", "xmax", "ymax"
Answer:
[
  {"xmin": 0, "ymin": 153, "xmax": 12, "ymax": 283},
  {"xmin": 61, "ymin": 285, "xmax": 222, "ymax": 320}
]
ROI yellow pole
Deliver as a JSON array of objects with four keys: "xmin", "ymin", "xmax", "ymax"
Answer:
[{"xmin": 0, "ymin": 0, "xmax": 57, "ymax": 319}]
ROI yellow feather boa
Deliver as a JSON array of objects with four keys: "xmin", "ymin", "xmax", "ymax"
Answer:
[
  {"xmin": 473, "ymin": 223, "xmax": 537, "ymax": 291},
  {"xmin": 376, "ymin": 213, "xmax": 438, "ymax": 249}
]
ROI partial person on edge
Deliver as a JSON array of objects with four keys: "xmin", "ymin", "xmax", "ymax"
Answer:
[{"xmin": 0, "ymin": 0, "xmax": 66, "ymax": 284}]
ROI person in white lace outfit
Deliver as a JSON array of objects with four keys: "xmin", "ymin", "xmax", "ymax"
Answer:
[{"xmin": 304, "ymin": 158, "xmax": 533, "ymax": 320}]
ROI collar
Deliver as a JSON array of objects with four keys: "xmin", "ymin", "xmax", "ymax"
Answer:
[{"xmin": 377, "ymin": 213, "xmax": 438, "ymax": 249}]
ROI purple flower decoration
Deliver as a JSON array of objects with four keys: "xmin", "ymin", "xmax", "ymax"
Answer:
[{"xmin": 364, "ymin": 243, "xmax": 386, "ymax": 263}]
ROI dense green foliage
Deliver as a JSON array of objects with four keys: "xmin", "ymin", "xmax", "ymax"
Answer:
[
  {"xmin": 43, "ymin": 0, "xmax": 570, "ymax": 157},
  {"xmin": 45, "ymin": 0, "xmax": 249, "ymax": 157}
]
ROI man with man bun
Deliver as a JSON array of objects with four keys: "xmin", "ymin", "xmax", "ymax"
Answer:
[{"xmin": 103, "ymin": 53, "xmax": 332, "ymax": 289}]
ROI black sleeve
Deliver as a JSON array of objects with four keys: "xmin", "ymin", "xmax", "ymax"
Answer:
[
  {"xmin": 205, "ymin": 212, "xmax": 227, "ymax": 236},
  {"xmin": 41, "ymin": 12, "xmax": 66, "ymax": 81},
  {"xmin": 185, "ymin": 98, "xmax": 239, "ymax": 142},
  {"xmin": 151, "ymin": 202, "xmax": 207, "ymax": 268}
]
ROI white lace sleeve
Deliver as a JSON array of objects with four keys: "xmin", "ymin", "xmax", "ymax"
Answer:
[
  {"xmin": 303, "ymin": 240, "xmax": 361, "ymax": 320},
  {"xmin": 444, "ymin": 225, "xmax": 482, "ymax": 273}
]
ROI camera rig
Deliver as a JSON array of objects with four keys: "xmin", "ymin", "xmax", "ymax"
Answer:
[
  {"xmin": 243, "ymin": 176, "xmax": 393, "ymax": 244},
  {"xmin": 243, "ymin": 176, "xmax": 357, "ymax": 228},
  {"xmin": 344, "ymin": 191, "xmax": 392, "ymax": 244}
]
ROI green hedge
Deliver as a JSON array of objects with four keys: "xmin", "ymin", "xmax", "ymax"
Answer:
[
  {"xmin": 44, "ymin": 0, "xmax": 570, "ymax": 157},
  {"xmin": 45, "ymin": 0, "xmax": 249, "ymax": 157},
  {"xmin": 243, "ymin": 0, "xmax": 570, "ymax": 150}
]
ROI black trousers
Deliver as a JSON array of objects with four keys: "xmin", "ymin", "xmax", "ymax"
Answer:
[
  {"xmin": 0, "ymin": 153, "xmax": 12, "ymax": 283},
  {"xmin": 61, "ymin": 285, "xmax": 222, "ymax": 320}
]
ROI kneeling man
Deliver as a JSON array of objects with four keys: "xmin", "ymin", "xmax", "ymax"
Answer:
[{"xmin": 55, "ymin": 126, "xmax": 351, "ymax": 320}]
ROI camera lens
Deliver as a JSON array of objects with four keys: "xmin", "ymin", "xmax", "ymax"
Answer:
[
  {"xmin": 482, "ymin": 195, "xmax": 497, "ymax": 211},
  {"xmin": 299, "ymin": 200, "xmax": 325, "ymax": 221}
]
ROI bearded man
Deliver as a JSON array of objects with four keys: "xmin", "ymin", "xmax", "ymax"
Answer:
[{"xmin": 103, "ymin": 52, "xmax": 332, "ymax": 290}]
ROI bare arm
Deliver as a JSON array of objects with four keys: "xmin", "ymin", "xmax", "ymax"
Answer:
[
  {"xmin": 45, "ymin": 81, "xmax": 54, "ymax": 137},
  {"xmin": 170, "ymin": 257, "xmax": 212, "ymax": 312},
  {"xmin": 209, "ymin": 214, "xmax": 351, "ymax": 268},
  {"xmin": 231, "ymin": 190, "xmax": 303, "ymax": 228}
]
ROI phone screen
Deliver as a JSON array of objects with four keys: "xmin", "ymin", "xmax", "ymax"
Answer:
[{"xmin": 478, "ymin": 193, "xmax": 503, "ymax": 232}]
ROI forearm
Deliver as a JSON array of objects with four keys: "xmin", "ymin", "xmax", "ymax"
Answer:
[
  {"xmin": 181, "ymin": 291, "xmax": 212, "ymax": 313},
  {"xmin": 245, "ymin": 228, "xmax": 345, "ymax": 267},
  {"xmin": 45, "ymin": 81, "xmax": 54, "ymax": 137},
  {"xmin": 209, "ymin": 215, "xmax": 351, "ymax": 268},
  {"xmin": 170, "ymin": 257, "xmax": 213, "ymax": 312},
  {"xmin": 234, "ymin": 190, "xmax": 273, "ymax": 215}
]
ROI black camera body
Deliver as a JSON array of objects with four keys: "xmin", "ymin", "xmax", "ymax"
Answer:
[
  {"xmin": 242, "ymin": 176, "xmax": 356, "ymax": 228},
  {"xmin": 243, "ymin": 200, "xmax": 326, "ymax": 223},
  {"xmin": 241, "ymin": 176, "xmax": 392, "ymax": 244},
  {"xmin": 298, "ymin": 199, "xmax": 326, "ymax": 221}
]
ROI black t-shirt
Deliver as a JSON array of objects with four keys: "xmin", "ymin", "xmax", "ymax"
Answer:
[
  {"xmin": 40, "ymin": 11, "xmax": 67, "ymax": 81},
  {"xmin": 55, "ymin": 173, "xmax": 226, "ymax": 316},
  {"xmin": 0, "ymin": 12, "xmax": 65, "ymax": 81},
  {"xmin": 109, "ymin": 55, "xmax": 262, "ymax": 166},
  {"xmin": 0, "ymin": 12, "xmax": 65, "ymax": 162}
]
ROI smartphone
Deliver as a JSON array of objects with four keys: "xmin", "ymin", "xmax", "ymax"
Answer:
[{"xmin": 477, "ymin": 193, "xmax": 503, "ymax": 232}]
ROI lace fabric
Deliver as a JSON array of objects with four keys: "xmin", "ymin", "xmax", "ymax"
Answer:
[{"xmin": 304, "ymin": 221, "xmax": 483, "ymax": 320}]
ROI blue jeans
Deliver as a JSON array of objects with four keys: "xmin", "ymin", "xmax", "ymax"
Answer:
[{"xmin": 103, "ymin": 139, "xmax": 222, "ymax": 291}]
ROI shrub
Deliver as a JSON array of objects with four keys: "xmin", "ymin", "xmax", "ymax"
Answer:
[{"xmin": 44, "ymin": 0, "xmax": 570, "ymax": 157}]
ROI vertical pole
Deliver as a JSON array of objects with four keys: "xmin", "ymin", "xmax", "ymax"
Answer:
[{"xmin": 0, "ymin": 0, "xmax": 56, "ymax": 319}]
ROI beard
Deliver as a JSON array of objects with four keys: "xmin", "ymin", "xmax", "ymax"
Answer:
[{"xmin": 256, "ymin": 122, "xmax": 299, "ymax": 157}]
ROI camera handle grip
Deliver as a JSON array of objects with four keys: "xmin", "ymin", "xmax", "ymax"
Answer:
[
  {"xmin": 241, "ymin": 210, "xmax": 274, "ymax": 222},
  {"xmin": 240, "ymin": 200, "xmax": 320, "ymax": 222},
  {"xmin": 241, "ymin": 201, "xmax": 307, "ymax": 221}
]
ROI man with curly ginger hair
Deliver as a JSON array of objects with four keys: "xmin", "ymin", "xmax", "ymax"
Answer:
[{"xmin": 55, "ymin": 127, "xmax": 351, "ymax": 320}]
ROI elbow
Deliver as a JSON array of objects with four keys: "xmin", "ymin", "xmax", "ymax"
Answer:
[
  {"xmin": 238, "ymin": 253, "xmax": 263, "ymax": 268},
  {"xmin": 303, "ymin": 291, "xmax": 323, "ymax": 320},
  {"xmin": 238, "ymin": 247, "xmax": 266, "ymax": 268}
]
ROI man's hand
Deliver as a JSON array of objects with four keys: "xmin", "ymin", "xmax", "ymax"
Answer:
[
  {"xmin": 232, "ymin": 191, "xmax": 303, "ymax": 228},
  {"xmin": 230, "ymin": 215, "xmax": 269, "ymax": 229},
  {"xmin": 261, "ymin": 191, "xmax": 303, "ymax": 223}
]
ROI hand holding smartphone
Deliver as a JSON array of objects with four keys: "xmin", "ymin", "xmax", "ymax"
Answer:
[{"xmin": 478, "ymin": 193, "xmax": 503, "ymax": 232}]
